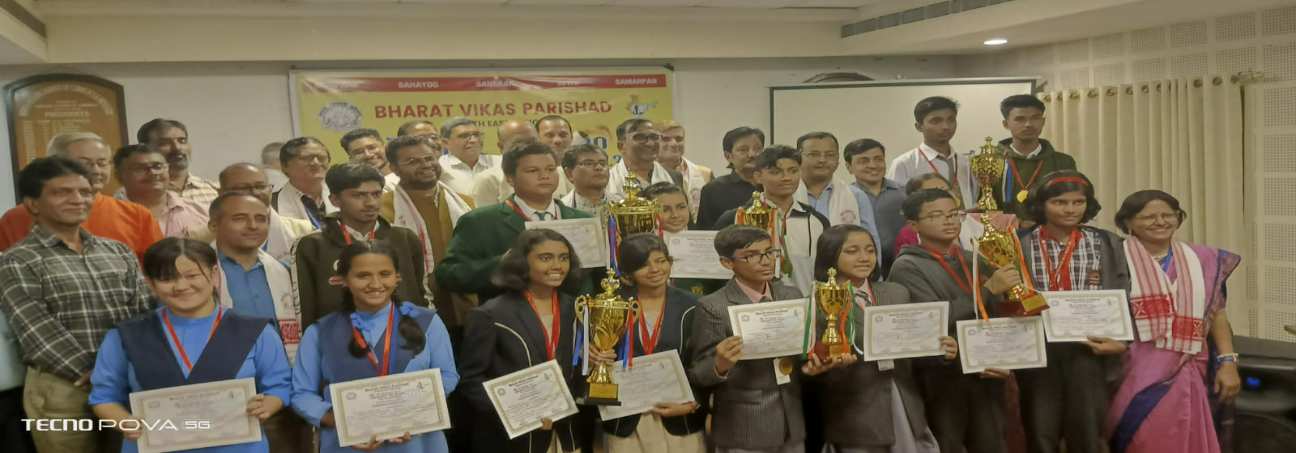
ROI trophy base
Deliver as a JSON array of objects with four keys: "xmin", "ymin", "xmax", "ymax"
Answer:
[
  {"xmin": 1019, "ymin": 293, "xmax": 1048, "ymax": 316},
  {"xmin": 578, "ymin": 382, "xmax": 621, "ymax": 406},
  {"xmin": 813, "ymin": 342, "xmax": 846, "ymax": 362}
]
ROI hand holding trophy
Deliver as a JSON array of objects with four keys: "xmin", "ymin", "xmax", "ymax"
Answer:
[{"xmin": 574, "ymin": 270, "xmax": 640, "ymax": 406}]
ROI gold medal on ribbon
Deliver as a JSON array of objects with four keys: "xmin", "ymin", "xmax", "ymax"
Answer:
[
  {"xmin": 1017, "ymin": 190, "xmax": 1029, "ymax": 203},
  {"xmin": 778, "ymin": 357, "xmax": 794, "ymax": 375}
]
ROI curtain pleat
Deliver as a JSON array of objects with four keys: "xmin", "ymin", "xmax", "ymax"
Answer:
[{"xmin": 1037, "ymin": 76, "xmax": 1245, "ymax": 259}]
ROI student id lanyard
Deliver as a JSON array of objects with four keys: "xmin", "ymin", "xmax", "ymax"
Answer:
[
  {"xmin": 162, "ymin": 305, "xmax": 224, "ymax": 372},
  {"xmin": 351, "ymin": 305, "xmax": 396, "ymax": 376},
  {"xmin": 525, "ymin": 291, "xmax": 561, "ymax": 360}
]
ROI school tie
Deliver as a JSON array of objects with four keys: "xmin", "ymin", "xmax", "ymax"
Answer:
[{"xmin": 535, "ymin": 211, "xmax": 551, "ymax": 220}]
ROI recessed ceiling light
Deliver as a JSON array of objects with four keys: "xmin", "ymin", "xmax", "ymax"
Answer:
[{"xmin": 984, "ymin": 38, "xmax": 1008, "ymax": 46}]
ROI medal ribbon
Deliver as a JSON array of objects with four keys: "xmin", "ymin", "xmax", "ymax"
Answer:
[
  {"xmin": 1005, "ymin": 151, "xmax": 1043, "ymax": 200},
  {"xmin": 351, "ymin": 305, "xmax": 395, "ymax": 376},
  {"xmin": 162, "ymin": 305, "xmax": 224, "ymax": 372},
  {"xmin": 637, "ymin": 300, "xmax": 666, "ymax": 356},
  {"xmin": 341, "ymin": 225, "xmax": 376, "ymax": 245},
  {"xmin": 1039, "ymin": 229, "xmax": 1081, "ymax": 291},
  {"xmin": 525, "ymin": 291, "xmax": 561, "ymax": 361}
]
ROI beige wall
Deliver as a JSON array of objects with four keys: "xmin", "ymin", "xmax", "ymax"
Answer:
[{"xmin": 0, "ymin": 55, "xmax": 957, "ymax": 209}]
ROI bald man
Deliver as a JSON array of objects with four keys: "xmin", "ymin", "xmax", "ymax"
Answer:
[
  {"xmin": 470, "ymin": 117, "xmax": 574, "ymax": 205},
  {"xmin": 188, "ymin": 163, "xmax": 316, "ymax": 261}
]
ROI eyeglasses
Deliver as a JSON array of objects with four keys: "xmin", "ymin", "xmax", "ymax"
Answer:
[
  {"xmin": 576, "ymin": 161, "xmax": 609, "ymax": 170},
  {"xmin": 294, "ymin": 154, "xmax": 329, "ymax": 164},
  {"xmin": 920, "ymin": 211, "xmax": 967, "ymax": 224},
  {"xmin": 226, "ymin": 183, "xmax": 274, "ymax": 194},
  {"xmin": 400, "ymin": 154, "xmax": 439, "ymax": 167},
  {"xmin": 728, "ymin": 249, "xmax": 782, "ymax": 264},
  {"xmin": 629, "ymin": 133, "xmax": 662, "ymax": 144},
  {"xmin": 126, "ymin": 162, "xmax": 169, "ymax": 176},
  {"xmin": 661, "ymin": 136, "xmax": 684, "ymax": 143},
  {"xmin": 803, "ymin": 152, "xmax": 839, "ymax": 161},
  {"xmin": 454, "ymin": 132, "xmax": 485, "ymax": 141},
  {"xmin": 350, "ymin": 143, "xmax": 384, "ymax": 156},
  {"xmin": 1135, "ymin": 213, "xmax": 1179, "ymax": 224}
]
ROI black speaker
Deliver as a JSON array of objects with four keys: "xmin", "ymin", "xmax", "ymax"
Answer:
[{"xmin": 1233, "ymin": 336, "xmax": 1296, "ymax": 451}]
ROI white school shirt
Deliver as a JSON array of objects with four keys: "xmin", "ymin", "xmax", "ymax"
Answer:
[{"xmin": 885, "ymin": 142, "xmax": 979, "ymax": 209}]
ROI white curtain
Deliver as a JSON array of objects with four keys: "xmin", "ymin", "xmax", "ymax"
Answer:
[{"xmin": 1038, "ymin": 76, "xmax": 1246, "ymax": 259}]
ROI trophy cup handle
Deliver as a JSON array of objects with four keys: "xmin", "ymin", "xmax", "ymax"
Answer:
[{"xmin": 574, "ymin": 296, "xmax": 588, "ymax": 320}]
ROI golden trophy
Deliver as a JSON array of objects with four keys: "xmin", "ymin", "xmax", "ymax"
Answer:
[
  {"xmin": 737, "ymin": 191, "xmax": 772, "ymax": 229},
  {"xmin": 969, "ymin": 136, "xmax": 1047, "ymax": 315},
  {"xmin": 604, "ymin": 172, "xmax": 660, "ymax": 250},
  {"xmin": 812, "ymin": 268, "xmax": 853, "ymax": 361},
  {"xmin": 574, "ymin": 269, "xmax": 640, "ymax": 405}
]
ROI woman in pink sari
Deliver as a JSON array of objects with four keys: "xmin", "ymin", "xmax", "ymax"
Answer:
[{"xmin": 1105, "ymin": 190, "xmax": 1242, "ymax": 453}]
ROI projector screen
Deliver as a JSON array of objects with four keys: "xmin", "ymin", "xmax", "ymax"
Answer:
[{"xmin": 770, "ymin": 78, "xmax": 1036, "ymax": 181}]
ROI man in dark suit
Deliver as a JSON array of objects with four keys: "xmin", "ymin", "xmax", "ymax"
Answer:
[
  {"xmin": 435, "ymin": 140, "xmax": 592, "ymax": 304},
  {"xmin": 687, "ymin": 225, "xmax": 844, "ymax": 453}
]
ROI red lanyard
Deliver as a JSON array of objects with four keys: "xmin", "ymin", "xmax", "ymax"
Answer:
[
  {"xmin": 525, "ymin": 291, "xmax": 561, "ymax": 361},
  {"xmin": 1039, "ymin": 229, "xmax": 1081, "ymax": 291},
  {"xmin": 505, "ymin": 199, "xmax": 555, "ymax": 222},
  {"xmin": 637, "ymin": 298, "xmax": 667, "ymax": 355},
  {"xmin": 341, "ymin": 226, "xmax": 375, "ymax": 245},
  {"xmin": 923, "ymin": 245, "xmax": 972, "ymax": 293},
  {"xmin": 351, "ymin": 305, "xmax": 396, "ymax": 376},
  {"xmin": 922, "ymin": 150, "xmax": 958, "ymax": 186},
  {"xmin": 162, "ymin": 305, "xmax": 224, "ymax": 372},
  {"xmin": 1006, "ymin": 151, "xmax": 1043, "ymax": 196}
]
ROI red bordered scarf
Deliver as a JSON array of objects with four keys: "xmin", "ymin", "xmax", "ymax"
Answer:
[{"xmin": 1124, "ymin": 239, "xmax": 1207, "ymax": 354}]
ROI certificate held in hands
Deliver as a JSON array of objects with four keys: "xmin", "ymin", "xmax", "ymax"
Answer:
[
  {"xmin": 728, "ymin": 299, "xmax": 809, "ymax": 360},
  {"xmin": 598, "ymin": 351, "xmax": 694, "ymax": 421},
  {"xmin": 484, "ymin": 360, "xmax": 580, "ymax": 439},
  {"xmin": 957, "ymin": 316, "xmax": 1049, "ymax": 374},
  {"xmin": 862, "ymin": 301, "xmax": 950, "ymax": 361},
  {"xmin": 1039, "ymin": 290, "xmax": 1135, "ymax": 342},
  {"xmin": 526, "ymin": 218, "xmax": 607, "ymax": 268},
  {"xmin": 328, "ymin": 369, "xmax": 450, "ymax": 447},
  {"xmin": 128, "ymin": 378, "xmax": 262, "ymax": 453},
  {"xmin": 666, "ymin": 231, "xmax": 732, "ymax": 280}
]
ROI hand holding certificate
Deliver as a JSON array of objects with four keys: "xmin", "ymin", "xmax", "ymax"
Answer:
[
  {"xmin": 1040, "ymin": 290, "xmax": 1135, "ymax": 342},
  {"xmin": 598, "ymin": 351, "xmax": 694, "ymax": 421},
  {"xmin": 728, "ymin": 299, "xmax": 809, "ymax": 360},
  {"xmin": 328, "ymin": 369, "xmax": 450, "ymax": 447},
  {"xmin": 484, "ymin": 360, "xmax": 579, "ymax": 439},
  {"xmin": 957, "ymin": 317, "xmax": 1048, "ymax": 374},
  {"xmin": 862, "ymin": 301, "xmax": 950, "ymax": 361},
  {"xmin": 526, "ymin": 218, "xmax": 606, "ymax": 268},
  {"xmin": 666, "ymin": 231, "xmax": 732, "ymax": 279},
  {"xmin": 128, "ymin": 378, "xmax": 262, "ymax": 453}
]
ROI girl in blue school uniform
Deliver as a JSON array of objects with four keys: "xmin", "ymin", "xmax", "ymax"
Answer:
[
  {"xmin": 291, "ymin": 239, "xmax": 459, "ymax": 453},
  {"xmin": 90, "ymin": 238, "xmax": 293, "ymax": 453}
]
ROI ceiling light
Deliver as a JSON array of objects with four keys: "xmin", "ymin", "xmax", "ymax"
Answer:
[{"xmin": 984, "ymin": 38, "xmax": 1008, "ymax": 46}]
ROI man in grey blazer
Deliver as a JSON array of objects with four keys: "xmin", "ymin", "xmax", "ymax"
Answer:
[{"xmin": 687, "ymin": 225, "xmax": 843, "ymax": 453}]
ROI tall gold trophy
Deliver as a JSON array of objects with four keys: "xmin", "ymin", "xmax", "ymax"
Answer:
[
  {"xmin": 737, "ymin": 191, "xmax": 772, "ymax": 229},
  {"xmin": 574, "ymin": 270, "xmax": 640, "ymax": 405},
  {"xmin": 812, "ymin": 268, "xmax": 852, "ymax": 360},
  {"xmin": 604, "ymin": 172, "xmax": 660, "ymax": 249},
  {"xmin": 969, "ymin": 137, "xmax": 1047, "ymax": 315}
]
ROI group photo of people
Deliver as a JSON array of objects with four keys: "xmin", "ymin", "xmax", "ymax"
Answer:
[{"xmin": 0, "ymin": 92, "xmax": 1240, "ymax": 453}]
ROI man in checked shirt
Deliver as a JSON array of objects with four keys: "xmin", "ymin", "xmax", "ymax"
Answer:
[{"xmin": 0, "ymin": 156, "xmax": 153, "ymax": 453}]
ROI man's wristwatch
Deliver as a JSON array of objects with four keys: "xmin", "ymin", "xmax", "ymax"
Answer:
[{"xmin": 1217, "ymin": 353, "xmax": 1240, "ymax": 364}]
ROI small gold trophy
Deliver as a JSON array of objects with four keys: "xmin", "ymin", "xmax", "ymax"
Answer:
[
  {"xmin": 574, "ymin": 270, "xmax": 640, "ymax": 405},
  {"xmin": 969, "ymin": 137, "xmax": 1047, "ymax": 314},
  {"xmin": 604, "ymin": 172, "xmax": 660, "ymax": 249},
  {"xmin": 738, "ymin": 191, "xmax": 772, "ymax": 230},
  {"xmin": 813, "ymin": 268, "xmax": 852, "ymax": 361}
]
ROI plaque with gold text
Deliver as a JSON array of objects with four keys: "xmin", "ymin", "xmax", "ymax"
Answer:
[{"xmin": 5, "ymin": 74, "xmax": 129, "ymax": 198}]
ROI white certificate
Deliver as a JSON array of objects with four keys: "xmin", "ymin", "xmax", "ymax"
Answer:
[
  {"xmin": 526, "ymin": 218, "xmax": 606, "ymax": 268},
  {"xmin": 728, "ymin": 299, "xmax": 809, "ymax": 360},
  {"xmin": 862, "ymin": 301, "xmax": 950, "ymax": 361},
  {"xmin": 484, "ymin": 360, "xmax": 579, "ymax": 439},
  {"xmin": 129, "ymin": 378, "xmax": 261, "ymax": 453},
  {"xmin": 1040, "ymin": 290, "xmax": 1135, "ymax": 342},
  {"xmin": 957, "ymin": 317, "xmax": 1049, "ymax": 374},
  {"xmin": 665, "ymin": 231, "xmax": 732, "ymax": 279},
  {"xmin": 598, "ymin": 351, "xmax": 694, "ymax": 421},
  {"xmin": 329, "ymin": 369, "xmax": 450, "ymax": 447}
]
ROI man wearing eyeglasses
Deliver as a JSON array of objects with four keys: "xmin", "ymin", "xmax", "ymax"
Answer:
[
  {"xmin": 186, "ymin": 163, "xmax": 315, "ymax": 261},
  {"xmin": 439, "ymin": 117, "xmax": 497, "ymax": 196},
  {"xmin": 794, "ymin": 132, "xmax": 882, "ymax": 263},
  {"xmin": 273, "ymin": 137, "xmax": 338, "ymax": 228},
  {"xmin": 608, "ymin": 118, "xmax": 683, "ymax": 199},
  {"xmin": 0, "ymin": 133, "xmax": 164, "ymax": 263},
  {"xmin": 113, "ymin": 144, "xmax": 209, "ymax": 238},
  {"xmin": 559, "ymin": 144, "xmax": 621, "ymax": 216},
  {"xmin": 341, "ymin": 128, "xmax": 401, "ymax": 192},
  {"xmin": 380, "ymin": 136, "xmax": 476, "ymax": 334},
  {"xmin": 137, "ymin": 118, "xmax": 221, "ymax": 207}
]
